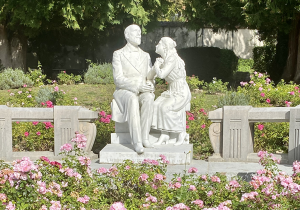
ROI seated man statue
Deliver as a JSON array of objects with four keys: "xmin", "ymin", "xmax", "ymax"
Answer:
[{"xmin": 111, "ymin": 24, "xmax": 155, "ymax": 154}]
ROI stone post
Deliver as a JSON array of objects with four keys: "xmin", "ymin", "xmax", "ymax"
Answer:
[
  {"xmin": 223, "ymin": 106, "xmax": 252, "ymax": 161},
  {"xmin": 0, "ymin": 106, "xmax": 12, "ymax": 160},
  {"xmin": 289, "ymin": 106, "xmax": 300, "ymax": 164}
]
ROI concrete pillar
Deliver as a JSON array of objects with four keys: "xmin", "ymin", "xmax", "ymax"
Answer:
[
  {"xmin": 0, "ymin": 106, "xmax": 12, "ymax": 160},
  {"xmin": 288, "ymin": 107, "xmax": 300, "ymax": 164},
  {"xmin": 222, "ymin": 106, "xmax": 252, "ymax": 161},
  {"xmin": 54, "ymin": 106, "xmax": 80, "ymax": 156}
]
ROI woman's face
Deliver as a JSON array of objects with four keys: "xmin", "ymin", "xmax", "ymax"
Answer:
[{"xmin": 155, "ymin": 40, "xmax": 165, "ymax": 56}]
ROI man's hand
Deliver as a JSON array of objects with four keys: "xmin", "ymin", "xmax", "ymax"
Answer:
[{"xmin": 138, "ymin": 82, "xmax": 154, "ymax": 93}]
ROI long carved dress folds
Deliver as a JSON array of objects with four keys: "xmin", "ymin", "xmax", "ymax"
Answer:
[{"xmin": 152, "ymin": 52, "xmax": 191, "ymax": 133}]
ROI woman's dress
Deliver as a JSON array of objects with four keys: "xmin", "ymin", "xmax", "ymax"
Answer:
[{"xmin": 151, "ymin": 53, "xmax": 191, "ymax": 133}]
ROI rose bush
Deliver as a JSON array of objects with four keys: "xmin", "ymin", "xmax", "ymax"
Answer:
[{"xmin": 1, "ymin": 134, "xmax": 300, "ymax": 210}]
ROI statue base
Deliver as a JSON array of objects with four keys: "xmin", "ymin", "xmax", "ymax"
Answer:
[{"xmin": 99, "ymin": 143, "xmax": 193, "ymax": 165}]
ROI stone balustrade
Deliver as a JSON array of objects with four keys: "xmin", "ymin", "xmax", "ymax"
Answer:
[
  {"xmin": 0, "ymin": 105, "xmax": 98, "ymax": 161},
  {"xmin": 208, "ymin": 106, "xmax": 300, "ymax": 164}
]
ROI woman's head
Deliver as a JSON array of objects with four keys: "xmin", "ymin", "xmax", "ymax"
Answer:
[{"xmin": 155, "ymin": 37, "xmax": 177, "ymax": 57}]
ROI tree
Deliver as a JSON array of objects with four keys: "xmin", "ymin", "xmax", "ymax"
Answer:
[
  {"xmin": 0, "ymin": 0, "xmax": 169, "ymax": 70},
  {"xmin": 182, "ymin": 0, "xmax": 300, "ymax": 83}
]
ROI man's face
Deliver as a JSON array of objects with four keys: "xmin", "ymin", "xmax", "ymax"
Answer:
[{"xmin": 126, "ymin": 26, "xmax": 141, "ymax": 46}]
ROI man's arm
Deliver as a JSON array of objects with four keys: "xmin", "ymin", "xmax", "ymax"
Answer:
[{"xmin": 112, "ymin": 51, "xmax": 140, "ymax": 94}]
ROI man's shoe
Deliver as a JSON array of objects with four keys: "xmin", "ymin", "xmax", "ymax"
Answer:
[
  {"xmin": 142, "ymin": 139, "xmax": 153, "ymax": 148},
  {"xmin": 133, "ymin": 143, "xmax": 144, "ymax": 154}
]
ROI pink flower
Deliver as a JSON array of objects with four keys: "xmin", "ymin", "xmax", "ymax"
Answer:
[
  {"xmin": 60, "ymin": 143, "xmax": 72, "ymax": 152},
  {"xmin": 153, "ymin": 174, "xmax": 164, "ymax": 181},
  {"xmin": 63, "ymin": 71, "xmax": 66, "ymax": 73},
  {"xmin": 258, "ymin": 73, "xmax": 263, "ymax": 78},
  {"xmin": 265, "ymin": 78, "xmax": 271, "ymax": 84},
  {"xmin": 125, "ymin": 165, "xmax": 130, "ymax": 170},
  {"xmin": 5, "ymin": 201, "xmax": 15, "ymax": 210},
  {"xmin": 257, "ymin": 124, "xmax": 264, "ymax": 131},
  {"xmin": 266, "ymin": 98, "xmax": 270, "ymax": 103},
  {"xmin": 191, "ymin": 200, "xmax": 203, "ymax": 208},
  {"xmin": 24, "ymin": 132, "xmax": 29, "ymax": 137},
  {"xmin": 285, "ymin": 101, "xmax": 292, "ymax": 107},
  {"xmin": 211, "ymin": 175, "xmax": 221, "ymax": 183},
  {"xmin": 174, "ymin": 182, "xmax": 181, "ymax": 188},
  {"xmin": 99, "ymin": 111, "xmax": 106, "ymax": 117},
  {"xmin": 295, "ymin": 86, "xmax": 299, "ymax": 90},
  {"xmin": 188, "ymin": 116, "xmax": 194, "ymax": 121},
  {"xmin": 254, "ymin": 71, "xmax": 257, "ymax": 75},
  {"xmin": 36, "ymin": 131, "xmax": 41, "ymax": 136},
  {"xmin": 77, "ymin": 195, "xmax": 90, "ymax": 204},
  {"xmin": 258, "ymin": 87, "xmax": 263, "ymax": 91},
  {"xmin": 54, "ymin": 86, "xmax": 59, "ymax": 91},
  {"xmin": 46, "ymin": 100, "xmax": 53, "ymax": 108},
  {"xmin": 139, "ymin": 173, "xmax": 149, "ymax": 181},
  {"xmin": 23, "ymin": 84, "xmax": 27, "ymax": 87},
  {"xmin": 110, "ymin": 202, "xmax": 127, "ymax": 210},
  {"xmin": 201, "ymin": 124, "xmax": 206, "ymax": 129},
  {"xmin": 27, "ymin": 94, "xmax": 32, "ymax": 98},
  {"xmin": 97, "ymin": 167, "xmax": 108, "ymax": 174},
  {"xmin": 32, "ymin": 121, "xmax": 39, "ymax": 125},
  {"xmin": 74, "ymin": 97, "xmax": 77, "ymax": 100},
  {"xmin": 189, "ymin": 185, "xmax": 196, "ymax": 191},
  {"xmin": 201, "ymin": 175, "xmax": 207, "ymax": 180},
  {"xmin": 188, "ymin": 167, "xmax": 198, "ymax": 173},
  {"xmin": 0, "ymin": 193, "xmax": 7, "ymax": 202},
  {"xmin": 290, "ymin": 91, "xmax": 295, "ymax": 95},
  {"xmin": 207, "ymin": 190, "xmax": 213, "ymax": 197},
  {"xmin": 41, "ymin": 102, "xmax": 45, "ymax": 106},
  {"xmin": 40, "ymin": 156, "xmax": 50, "ymax": 163},
  {"xmin": 16, "ymin": 121, "xmax": 19, "ymax": 124},
  {"xmin": 78, "ymin": 156, "xmax": 91, "ymax": 166},
  {"xmin": 260, "ymin": 92, "xmax": 265, "ymax": 97},
  {"xmin": 50, "ymin": 201, "xmax": 61, "ymax": 210},
  {"xmin": 186, "ymin": 125, "xmax": 190, "ymax": 129}
]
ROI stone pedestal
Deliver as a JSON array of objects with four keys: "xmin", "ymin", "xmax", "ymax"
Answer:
[{"xmin": 100, "ymin": 122, "xmax": 193, "ymax": 164}]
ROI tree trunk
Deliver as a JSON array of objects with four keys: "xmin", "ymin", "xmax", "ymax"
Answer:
[
  {"xmin": 282, "ymin": 14, "xmax": 300, "ymax": 82},
  {"xmin": 0, "ymin": 25, "xmax": 27, "ymax": 71}
]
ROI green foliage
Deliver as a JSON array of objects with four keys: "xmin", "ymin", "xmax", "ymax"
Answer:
[
  {"xmin": 219, "ymin": 49, "xmax": 239, "ymax": 81},
  {"xmin": 35, "ymin": 86, "xmax": 55, "ymax": 105},
  {"xmin": 203, "ymin": 78, "xmax": 228, "ymax": 94},
  {"xmin": 155, "ymin": 77, "xmax": 166, "ymax": 85},
  {"xmin": 186, "ymin": 75, "xmax": 204, "ymax": 90},
  {"xmin": 253, "ymin": 46, "xmax": 276, "ymax": 74},
  {"xmin": 0, "ymin": 68, "xmax": 34, "ymax": 90},
  {"xmin": 187, "ymin": 95, "xmax": 213, "ymax": 160},
  {"xmin": 57, "ymin": 71, "xmax": 81, "ymax": 85},
  {"xmin": 27, "ymin": 62, "xmax": 47, "ymax": 87},
  {"xmin": 12, "ymin": 121, "xmax": 54, "ymax": 151},
  {"xmin": 217, "ymin": 92, "xmax": 250, "ymax": 108},
  {"xmin": 6, "ymin": 88, "xmax": 36, "ymax": 107},
  {"xmin": 84, "ymin": 61, "xmax": 114, "ymax": 84},
  {"xmin": 237, "ymin": 58, "xmax": 254, "ymax": 72},
  {"xmin": 254, "ymin": 122, "xmax": 289, "ymax": 153}
]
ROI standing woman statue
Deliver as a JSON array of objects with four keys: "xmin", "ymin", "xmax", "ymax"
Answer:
[{"xmin": 150, "ymin": 37, "xmax": 191, "ymax": 146}]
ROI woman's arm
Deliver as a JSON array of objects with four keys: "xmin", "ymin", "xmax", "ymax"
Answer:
[{"xmin": 154, "ymin": 56, "xmax": 176, "ymax": 79}]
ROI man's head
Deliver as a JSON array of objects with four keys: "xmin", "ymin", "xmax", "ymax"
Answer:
[{"xmin": 124, "ymin": 24, "xmax": 141, "ymax": 47}]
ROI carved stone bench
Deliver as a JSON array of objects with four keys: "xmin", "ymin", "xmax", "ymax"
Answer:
[
  {"xmin": 208, "ymin": 106, "xmax": 300, "ymax": 164},
  {"xmin": 0, "ymin": 105, "xmax": 98, "ymax": 161}
]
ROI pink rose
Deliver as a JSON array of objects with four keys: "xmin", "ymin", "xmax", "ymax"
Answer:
[
  {"xmin": 24, "ymin": 132, "xmax": 29, "ymax": 137},
  {"xmin": 257, "ymin": 124, "xmax": 264, "ymax": 131}
]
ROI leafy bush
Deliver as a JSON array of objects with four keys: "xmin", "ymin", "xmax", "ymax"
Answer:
[
  {"xmin": 186, "ymin": 95, "xmax": 213, "ymax": 160},
  {"xmin": 203, "ymin": 77, "xmax": 228, "ymax": 94},
  {"xmin": 57, "ymin": 71, "xmax": 81, "ymax": 85},
  {"xmin": 0, "ymin": 68, "xmax": 34, "ymax": 90},
  {"xmin": 35, "ymin": 85, "xmax": 73, "ymax": 106},
  {"xmin": 253, "ymin": 45, "xmax": 276, "ymax": 74},
  {"xmin": 237, "ymin": 58, "xmax": 254, "ymax": 72},
  {"xmin": 1, "ymin": 143, "xmax": 300, "ymax": 209},
  {"xmin": 219, "ymin": 49, "xmax": 239, "ymax": 81},
  {"xmin": 27, "ymin": 62, "xmax": 47, "ymax": 87},
  {"xmin": 217, "ymin": 92, "xmax": 250, "ymax": 108},
  {"xmin": 6, "ymin": 88, "xmax": 36, "ymax": 107},
  {"xmin": 84, "ymin": 61, "xmax": 114, "ymax": 84},
  {"xmin": 186, "ymin": 75, "xmax": 204, "ymax": 90},
  {"xmin": 12, "ymin": 121, "xmax": 54, "ymax": 151}
]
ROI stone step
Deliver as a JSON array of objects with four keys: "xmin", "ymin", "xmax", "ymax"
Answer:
[{"xmin": 99, "ymin": 143, "xmax": 193, "ymax": 165}]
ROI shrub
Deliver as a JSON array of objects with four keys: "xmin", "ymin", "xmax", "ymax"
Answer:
[
  {"xmin": 12, "ymin": 121, "xmax": 54, "ymax": 151},
  {"xmin": 187, "ymin": 95, "xmax": 213, "ymax": 160},
  {"xmin": 203, "ymin": 77, "xmax": 228, "ymax": 94},
  {"xmin": 219, "ymin": 49, "xmax": 239, "ymax": 81},
  {"xmin": 186, "ymin": 75, "xmax": 204, "ymax": 90},
  {"xmin": 217, "ymin": 92, "xmax": 250, "ymax": 108},
  {"xmin": 253, "ymin": 45, "xmax": 276, "ymax": 74},
  {"xmin": 35, "ymin": 85, "xmax": 74, "ymax": 106},
  {"xmin": 6, "ymin": 88, "xmax": 36, "ymax": 107},
  {"xmin": 27, "ymin": 62, "xmax": 47, "ymax": 87},
  {"xmin": 84, "ymin": 61, "xmax": 114, "ymax": 84},
  {"xmin": 0, "ymin": 68, "xmax": 33, "ymax": 90},
  {"xmin": 57, "ymin": 71, "xmax": 82, "ymax": 85},
  {"xmin": 237, "ymin": 58, "xmax": 254, "ymax": 72}
]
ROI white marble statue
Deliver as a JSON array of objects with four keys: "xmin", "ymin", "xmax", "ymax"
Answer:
[
  {"xmin": 111, "ymin": 24, "xmax": 155, "ymax": 154},
  {"xmin": 151, "ymin": 37, "xmax": 191, "ymax": 146}
]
